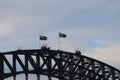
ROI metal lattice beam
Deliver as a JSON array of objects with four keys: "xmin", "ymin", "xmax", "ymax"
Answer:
[{"xmin": 0, "ymin": 47, "xmax": 120, "ymax": 80}]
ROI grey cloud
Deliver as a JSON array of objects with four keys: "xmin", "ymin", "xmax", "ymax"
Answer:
[
  {"xmin": 0, "ymin": 0, "xmax": 120, "ymax": 79},
  {"xmin": 85, "ymin": 45, "xmax": 120, "ymax": 69},
  {"xmin": 67, "ymin": 27, "xmax": 120, "ymax": 38}
]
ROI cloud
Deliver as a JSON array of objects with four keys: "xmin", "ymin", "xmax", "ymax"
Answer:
[
  {"xmin": 0, "ymin": 13, "xmax": 61, "ymax": 37},
  {"xmin": 94, "ymin": 40, "xmax": 108, "ymax": 45},
  {"xmin": 0, "ymin": 24, "xmax": 14, "ymax": 36},
  {"xmin": 67, "ymin": 27, "xmax": 120, "ymax": 39},
  {"xmin": 0, "ymin": 1, "xmax": 120, "ymax": 80},
  {"xmin": 85, "ymin": 45, "xmax": 120, "ymax": 69},
  {"xmin": 0, "ymin": 0, "xmax": 120, "ymax": 38}
]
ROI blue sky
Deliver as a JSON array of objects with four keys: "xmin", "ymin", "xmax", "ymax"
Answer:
[{"xmin": 1, "ymin": 0, "xmax": 120, "ymax": 79}]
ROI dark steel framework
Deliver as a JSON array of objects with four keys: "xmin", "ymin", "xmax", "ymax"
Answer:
[{"xmin": 0, "ymin": 47, "xmax": 120, "ymax": 80}]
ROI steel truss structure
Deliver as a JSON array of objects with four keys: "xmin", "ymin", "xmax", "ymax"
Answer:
[{"xmin": 0, "ymin": 47, "xmax": 120, "ymax": 80}]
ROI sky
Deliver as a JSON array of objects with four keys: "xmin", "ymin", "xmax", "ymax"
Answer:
[{"xmin": 0, "ymin": 0, "xmax": 120, "ymax": 79}]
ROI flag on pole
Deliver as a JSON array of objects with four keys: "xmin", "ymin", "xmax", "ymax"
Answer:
[
  {"xmin": 59, "ymin": 32, "xmax": 67, "ymax": 38},
  {"xmin": 40, "ymin": 35, "xmax": 47, "ymax": 40}
]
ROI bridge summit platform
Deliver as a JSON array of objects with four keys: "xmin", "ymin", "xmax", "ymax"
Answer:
[{"xmin": 0, "ymin": 47, "xmax": 120, "ymax": 80}]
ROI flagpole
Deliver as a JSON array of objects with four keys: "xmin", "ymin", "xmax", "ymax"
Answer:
[
  {"xmin": 58, "ymin": 32, "xmax": 67, "ymax": 50},
  {"xmin": 39, "ymin": 37, "xmax": 41, "ymax": 49},
  {"xmin": 39, "ymin": 35, "xmax": 47, "ymax": 49},
  {"xmin": 58, "ymin": 35, "xmax": 60, "ymax": 50}
]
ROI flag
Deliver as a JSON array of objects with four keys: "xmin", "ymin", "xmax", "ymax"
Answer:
[
  {"xmin": 40, "ymin": 35, "xmax": 47, "ymax": 40},
  {"xmin": 59, "ymin": 32, "xmax": 67, "ymax": 38}
]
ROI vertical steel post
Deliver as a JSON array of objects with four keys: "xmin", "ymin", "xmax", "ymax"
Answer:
[
  {"xmin": 0, "ymin": 54, "xmax": 4, "ymax": 80},
  {"xmin": 13, "ymin": 53, "xmax": 16, "ymax": 80},
  {"xmin": 25, "ymin": 54, "xmax": 28, "ymax": 80},
  {"xmin": 47, "ymin": 50, "xmax": 52, "ymax": 80},
  {"xmin": 36, "ymin": 53, "xmax": 40, "ymax": 80},
  {"xmin": 58, "ymin": 52, "xmax": 63, "ymax": 80},
  {"xmin": 69, "ymin": 54, "xmax": 73, "ymax": 80},
  {"xmin": 112, "ymin": 69, "xmax": 115, "ymax": 80}
]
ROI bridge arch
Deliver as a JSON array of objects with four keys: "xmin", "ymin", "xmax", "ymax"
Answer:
[{"xmin": 0, "ymin": 47, "xmax": 120, "ymax": 80}]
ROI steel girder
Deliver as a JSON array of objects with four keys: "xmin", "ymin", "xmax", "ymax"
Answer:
[{"xmin": 0, "ymin": 48, "xmax": 120, "ymax": 80}]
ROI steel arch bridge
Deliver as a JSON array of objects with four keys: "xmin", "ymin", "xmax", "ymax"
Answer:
[{"xmin": 0, "ymin": 47, "xmax": 120, "ymax": 80}]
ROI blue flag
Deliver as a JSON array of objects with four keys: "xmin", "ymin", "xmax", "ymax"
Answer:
[
  {"xmin": 40, "ymin": 35, "xmax": 47, "ymax": 40},
  {"xmin": 59, "ymin": 32, "xmax": 67, "ymax": 38}
]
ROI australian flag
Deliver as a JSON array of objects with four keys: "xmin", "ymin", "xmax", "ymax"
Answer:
[
  {"xmin": 40, "ymin": 35, "xmax": 47, "ymax": 40},
  {"xmin": 59, "ymin": 32, "xmax": 67, "ymax": 38}
]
